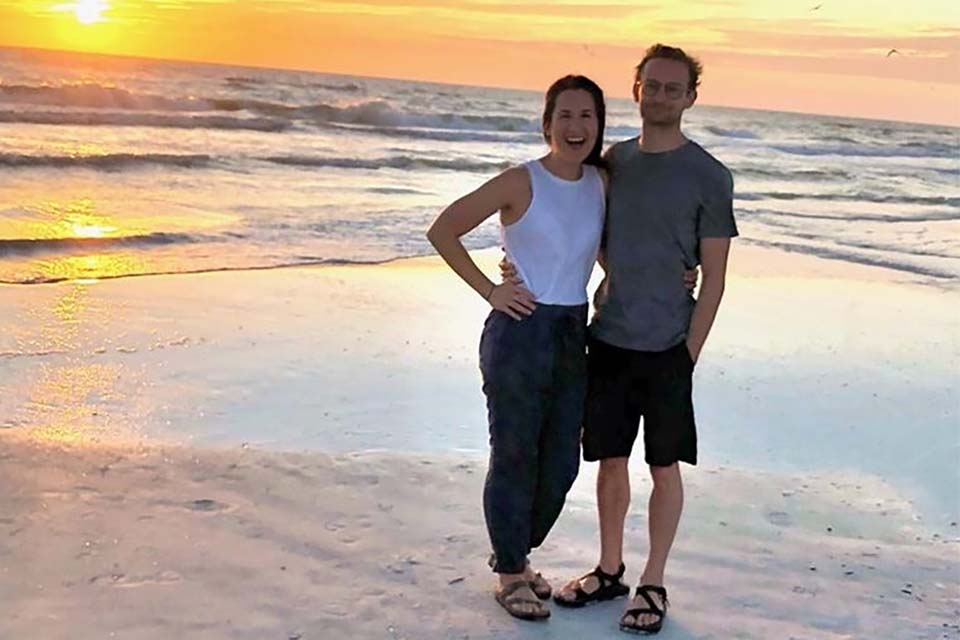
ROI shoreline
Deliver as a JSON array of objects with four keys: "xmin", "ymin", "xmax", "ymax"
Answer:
[
  {"xmin": 1, "ymin": 243, "xmax": 957, "ymax": 530},
  {"xmin": 1, "ymin": 238, "xmax": 954, "ymax": 290}
]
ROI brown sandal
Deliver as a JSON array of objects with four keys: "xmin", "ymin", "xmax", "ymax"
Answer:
[
  {"xmin": 495, "ymin": 581, "xmax": 550, "ymax": 621},
  {"xmin": 530, "ymin": 572, "xmax": 552, "ymax": 600},
  {"xmin": 486, "ymin": 554, "xmax": 552, "ymax": 600}
]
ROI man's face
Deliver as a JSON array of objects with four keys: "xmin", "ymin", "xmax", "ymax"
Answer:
[{"xmin": 636, "ymin": 57, "xmax": 697, "ymax": 126}]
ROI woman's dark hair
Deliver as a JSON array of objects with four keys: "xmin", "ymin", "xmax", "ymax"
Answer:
[{"xmin": 541, "ymin": 75, "xmax": 606, "ymax": 168}]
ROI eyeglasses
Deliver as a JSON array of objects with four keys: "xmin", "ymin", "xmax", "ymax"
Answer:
[{"xmin": 637, "ymin": 80, "xmax": 689, "ymax": 100}]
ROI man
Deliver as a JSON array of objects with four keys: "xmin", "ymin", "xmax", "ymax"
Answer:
[{"xmin": 506, "ymin": 44, "xmax": 737, "ymax": 634}]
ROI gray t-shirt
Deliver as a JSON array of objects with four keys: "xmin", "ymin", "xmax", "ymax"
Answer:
[{"xmin": 590, "ymin": 138, "xmax": 738, "ymax": 351}]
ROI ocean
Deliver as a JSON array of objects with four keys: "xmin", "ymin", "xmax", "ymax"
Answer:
[{"xmin": 1, "ymin": 46, "xmax": 958, "ymax": 286}]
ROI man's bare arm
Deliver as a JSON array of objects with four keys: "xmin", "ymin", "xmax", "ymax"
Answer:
[{"xmin": 686, "ymin": 238, "xmax": 731, "ymax": 362}]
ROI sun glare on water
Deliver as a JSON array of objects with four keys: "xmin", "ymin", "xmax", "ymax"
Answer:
[
  {"xmin": 53, "ymin": 0, "xmax": 109, "ymax": 25},
  {"xmin": 71, "ymin": 223, "xmax": 117, "ymax": 238}
]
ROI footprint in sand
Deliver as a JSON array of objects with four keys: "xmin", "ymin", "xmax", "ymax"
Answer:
[
  {"xmin": 766, "ymin": 511, "xmax": 793, "ymax": 527},
  {"xmin": 321, "ymin": 604, "xmax": 350, "ymax": 618},
  {"xmin": 184, "ymin": 498, "xmax": 234, "ymax": 513},
  {"xmin": 91, "ymin": 570, "xmax": 181, "ymax": 588},
  {"xmin": 115, "ymin": 571, "xmax": 182, "ymax": 588}
]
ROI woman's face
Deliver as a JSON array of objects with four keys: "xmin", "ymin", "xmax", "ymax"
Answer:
[{"xmin": 545, "ymin": 89, "xmax": 599, "ymax": 164}]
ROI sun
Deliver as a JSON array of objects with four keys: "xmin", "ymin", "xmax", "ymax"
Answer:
[
  {"xmin": 53, "ymin": 0, "xmax": 109, "ymax": 25},
  {"xmin": 74, "ymin": 0, "xmax": 108, "ymax": 24}
]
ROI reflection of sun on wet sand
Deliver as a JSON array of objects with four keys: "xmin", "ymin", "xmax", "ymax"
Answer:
[
  {"xmin": 0, "ymin": 193, "xmax": 240, "ymax": 285},
  {"xmin": 0, "ymin": 246, "xmax": 957, "ymax": 639}
]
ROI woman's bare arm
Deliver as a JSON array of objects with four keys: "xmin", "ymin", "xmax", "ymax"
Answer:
[{"xmin": 427, "ymin": 167, "xmax": 536, "ymax": 320}]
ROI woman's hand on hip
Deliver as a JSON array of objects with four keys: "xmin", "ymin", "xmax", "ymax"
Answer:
[{"xmin": 488, "ymin": 282, "xmax": 536, "ymax": 320}]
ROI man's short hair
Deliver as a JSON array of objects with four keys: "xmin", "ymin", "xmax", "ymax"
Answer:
[{"xmin": 635, "ymin": 44, "xmax": 703, "ymax": 90}]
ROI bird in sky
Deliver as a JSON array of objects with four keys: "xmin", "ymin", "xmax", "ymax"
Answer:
[{"xmin": 886, "ymin": 48, "xmax": 901, "ymax": 57}]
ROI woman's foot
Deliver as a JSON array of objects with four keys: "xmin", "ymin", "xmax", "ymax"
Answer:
[
  {"xmin": 523, "ymin": 564, "xmax": 552, "ymax": 599},
  {"xmin": 495, "ymin": 578, "xmax": 550, "ymax": 620}
]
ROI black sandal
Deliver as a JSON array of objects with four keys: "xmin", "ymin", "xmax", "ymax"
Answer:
[
  {"xmin": 553, "ymin": 563, "xmax": 629, "ymax": 608},
  {"xmin": 619, "ymin": 584, "xmax": 668, "ymax": 634},
  {"xmin": 495, "ymin": 581, "xmax": 550, "ymax": 621}
]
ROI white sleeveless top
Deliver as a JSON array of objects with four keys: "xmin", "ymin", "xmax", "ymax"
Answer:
[{"xmin": 501, "ymin": 160, "xmax": 605, "ymax": 305}]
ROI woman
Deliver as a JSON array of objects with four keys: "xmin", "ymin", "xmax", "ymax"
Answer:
[{"xmin": 426, "ymin": 75, "xmax": 607, "ymax": 621}]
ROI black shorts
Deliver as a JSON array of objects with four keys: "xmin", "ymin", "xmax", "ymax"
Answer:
[{"xmin": 582, "ymin": 337, "xmax": 697, "ymax": 466}]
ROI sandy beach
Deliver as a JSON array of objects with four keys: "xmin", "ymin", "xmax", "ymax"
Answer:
[
  {"xmin": 0, "ymin": 435, "xmax": 956, "ymax": 639},
  {"xmin": 1, "ymin": 246, "xmax": 958, "ymax": 639}
]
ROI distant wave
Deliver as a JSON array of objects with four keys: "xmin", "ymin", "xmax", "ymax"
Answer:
[
  {"xmin": 740, "ymin": 238, "xmax": 957, "ymax": 280},
  {"xmin": 223, "ymin": 76, "xmax": 266, "ymax": 88},
  {"xmin": 355, "ymin": 125, "xmax": 539, "ymax": 144},
  {"xmin": 0, "ymin": 82, "xmax": 202, "ymax": 111},
  {"xmin": 0, "ymin": 151, "xmax": 511, "ymax": 174},
  {"xmin": 704, "ymin": 126, "xmax": 760, "ymax": 140},
  {"xmin": 817, "ymin": 135, "xmax": 859, "ymax": 144},
  {"xmin": 771, "ymin": 142, "xmax": 958, "ymax": 160},
  {"xmin": 366, "ymin": 186, "xmax": 434, "ymax": 195},
  {"xmin": 224, "ymin": 76, "xmax": 263, "ymax": 83},
  {"xmin": 737, "ymin": 191, "xmax": 960, "ymax": 208},
  {"xmin": 836, "ymin": 237, "xmax": 959, "ymax": 261},
  {"xmin": 931, "ymin": 167, "xmax": 960, "ymax": 177},
  {"xmin": 0, "ymin": 110, "xmax": 290, "ymax": 131},
  {"xmin": 734, "ymin": 166, "xmax": 852, "ymax": 181},
  {"xmin": 0, "ymin": 152, "xmax": 212, "ymax": 170},
  {"xmin": 224, "ymin": 77, "xmax": 362, "ymax": 92},
  {"xmin": 291, "ymin": 100, "xmax": 535, "ymax": 132},
  {"xmin": 740, "ymin": 207, "xmax": 959, "ymax": 224},
  {"xmin": 0, "ymin": 232, "xmax": 204, "ymax": 257},
  {"xmin": 262, "ymin": 154, "xmax": 512, "ymax": 172},
  {"xmin": 0, "ymin": 101, "xmax": 533, "ymax": 136},
  {"xmin": 307, "ymin": 81, "xmax": 362, "ymax": 92},
  {"xmin": 0, "ymin": 80, "xmax": 537, "ymax": 133}
]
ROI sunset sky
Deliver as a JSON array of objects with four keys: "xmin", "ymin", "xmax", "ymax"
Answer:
[{"xmin": 0, "ymin": 0, "xmax": 957, "ymax": 125}]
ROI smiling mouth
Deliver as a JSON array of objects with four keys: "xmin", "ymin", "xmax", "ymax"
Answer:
[{"xmin": 565, "ymin": 136, "xmax": 587, "ymax": 148}]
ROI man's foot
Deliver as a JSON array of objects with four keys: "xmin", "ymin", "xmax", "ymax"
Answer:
[
  {"xmin": 554, "ymin": 563, "xmax": 629, "ymax": 608},
  {"xmin": 495, "ymin": 580, "xmax": 550, "ymax": 620},
  {"xmin": 523, "ymin": 564, "xmax": 552, "ymax": 600},
  {"xmin": 620, "ymin": 584, "xmax": 668, "ymax": 634}
]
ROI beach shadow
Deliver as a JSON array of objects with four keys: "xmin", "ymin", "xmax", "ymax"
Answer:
[{"xmin": 480, "ymin": 596, "xmax": 702, "ymax": 639}]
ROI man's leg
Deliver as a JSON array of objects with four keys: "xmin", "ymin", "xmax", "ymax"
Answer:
[
  {"xmin": 622, "ymin": 342, "xmax": 696, "ymax": 628},
  {"xmin": 554, "ymin": 456, "xmax": 632, "ymax": 602},
  {"xmin": 622, "ymin": 462, "xmax": 683, "ymax": 628},
  {"xmin": 597, "ymin": 456, "xmax": 631, "ymax": 574},
  {"xmin": 642, "ymin": 462, "xmax": 684, "ymax": 584},
  {"xmin": 555, "ymin": 337, "xmax": 641, "ymax": 603}
]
